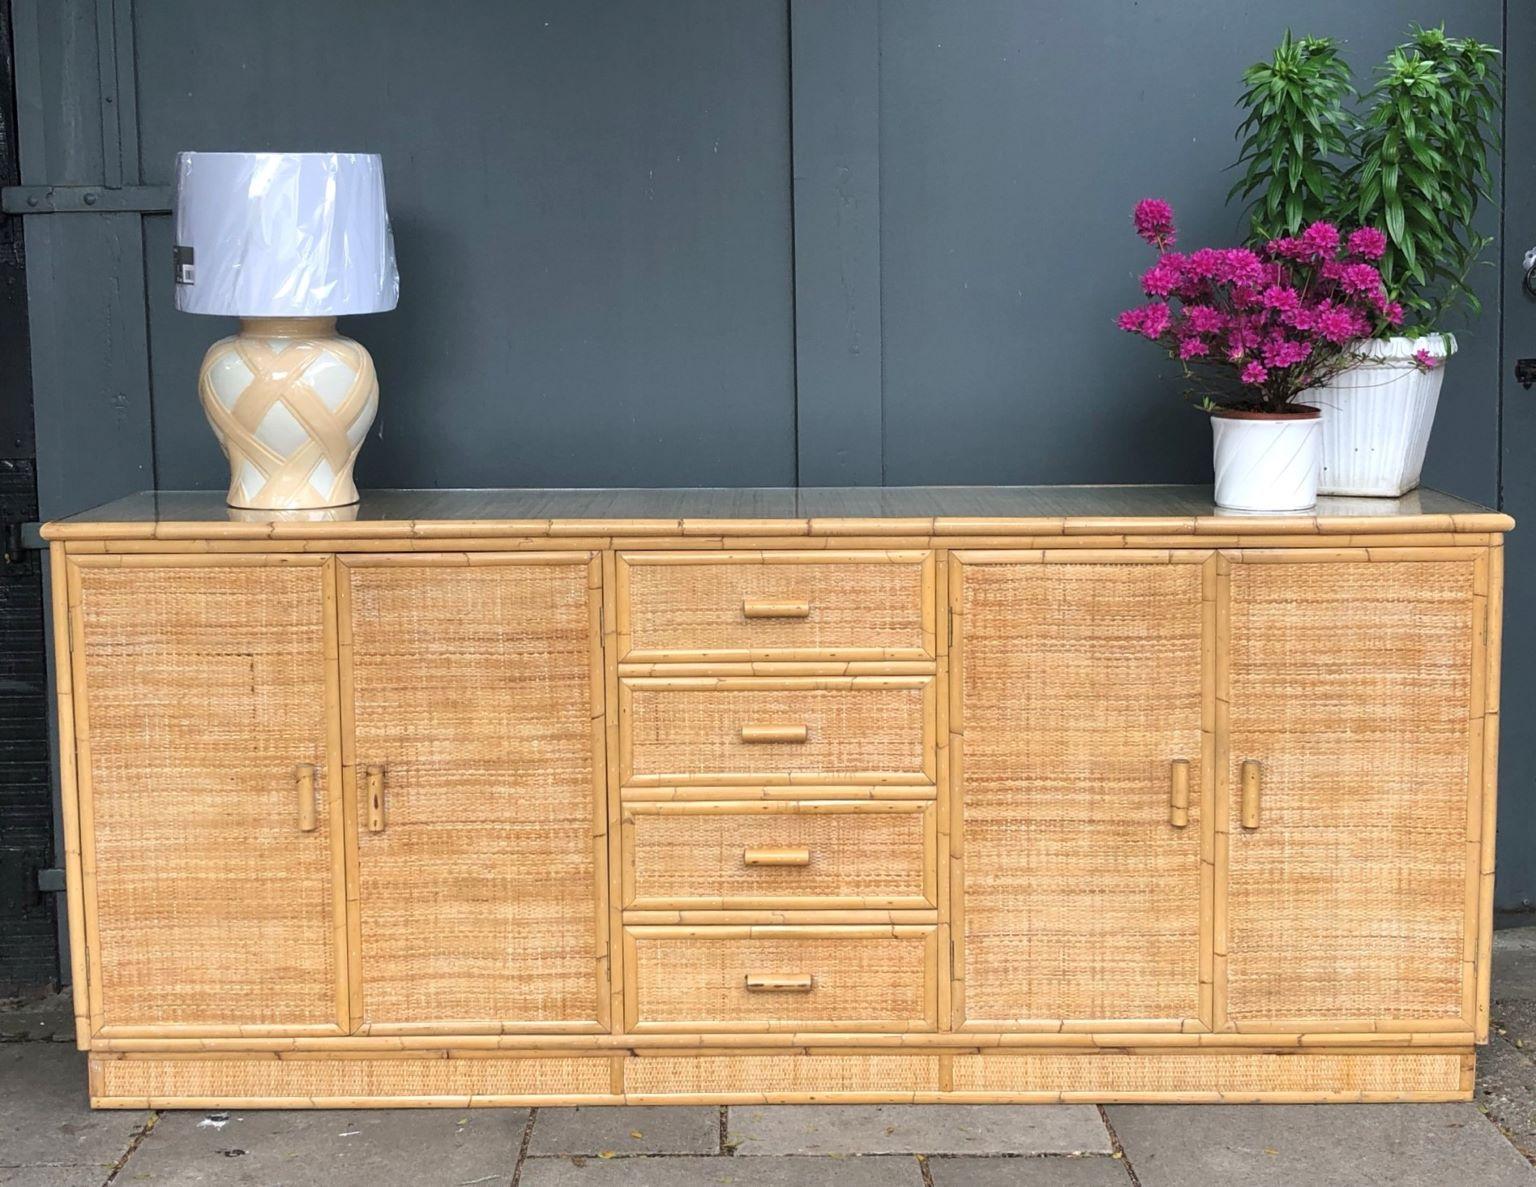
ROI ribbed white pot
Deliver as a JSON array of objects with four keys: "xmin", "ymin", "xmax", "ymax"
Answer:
[
  {"xmin": 1211, "ymin": 407, "xmax": 1321, "ymax": 513},
  {"xmin": 1313, "ymin": 334, "xmax": 1456, "ymax": 497}
]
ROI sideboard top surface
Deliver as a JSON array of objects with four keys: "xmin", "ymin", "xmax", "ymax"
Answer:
[{"xmin": 43, "ymin": 485, "xmax": 1513, "ymax": 541}]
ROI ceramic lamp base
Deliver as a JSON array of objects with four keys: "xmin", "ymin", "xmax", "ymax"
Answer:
[{"xmin": 198, "ymin": 316, "xmax": 378, "ymax": 510}]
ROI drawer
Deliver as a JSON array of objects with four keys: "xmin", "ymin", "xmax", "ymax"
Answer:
[
  {"xmin": 622, "ymin": 802, "xmax": 936, "ymax": 910},
  {"xmin": 623, "ymin": 926, "xmax": 938, "ymax": 1032},
  {"xmin": 619, "ymin": 676, "xmax": 935, "ymax": 786},
  {"xmin": 617, "ymin": 551, "xmax": 934, "ymax": 662}
]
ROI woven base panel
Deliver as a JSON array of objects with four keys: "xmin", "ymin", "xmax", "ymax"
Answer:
[{"xmin": 89, "ymin": 1049, "xmax": 1472, "ymax": 1107}]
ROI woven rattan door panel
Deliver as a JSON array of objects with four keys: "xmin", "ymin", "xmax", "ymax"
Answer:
[
  {"xmin": 1223, "ymin": 556, "xmax": 1481, "ymax": 1030},
  {"xmin": 617, "ymin": 550, "xmax": 934, "ymax": 662},
  {"xmin": 68, "ymin": 556, "xmax": 345, "ymax": 1036},
  {"xmin": 952, "ymin": 554, "xmax": 1211, "ymax": 1031},
  {"xmin": 341, "ymin": 555, "xmax": 605, "ymax": 1033}
]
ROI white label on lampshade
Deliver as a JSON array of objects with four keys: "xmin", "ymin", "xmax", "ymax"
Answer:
[{"xmin": 173, "ymin": 245, "xmax": 195, "ymax": 286}]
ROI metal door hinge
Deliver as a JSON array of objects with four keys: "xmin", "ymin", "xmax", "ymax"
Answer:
[
  {"xmin": 3, "ymin": 521, "xmax": 43, "ymax": 562},
  {"xmin": 1, "ymin": 184, "xmax": 171, "ymax": 214},
  {"xmin": 36, "ymin": 868, "xmax": 65, "ymax": 893}
]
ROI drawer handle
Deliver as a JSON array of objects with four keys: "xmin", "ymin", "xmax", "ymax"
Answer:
[
  {"xmin": 745, "ymin": 973, "xmax": 814, "ymax": 993},
  {"xmin": 366, "ymin": 765, "xmax": 386, "ymax": 833},
  {"xmin": 740, "ymin": 724, "xmax": 809, "ymax": 744},
  {"xmin": 295, "ymin": 763, "xmax": 317, "ymax": 832},
  {"xmin": 743, "ymin": 599, "xmax": 811, "ymax": 619},
  {"xmin": 1169, "ymin": 759, "xmax": 1190, "ymax": 828},
  {"xmin": 1240, "ymin": 760, "xmax": 1262, "ymax": 830},
  {"xmin": 743, "ymin": 847, "xmax": 811, "ymax": 867}
]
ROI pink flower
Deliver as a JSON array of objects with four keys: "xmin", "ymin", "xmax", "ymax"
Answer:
[
  {"xmin": 1265, "ymin": 236, "xmax": 1306, "ymax": 261},
  {"xmin": 1313, "ymin": 303, "xmax": 1366, "ymax": 344},
  {"xmin": 1261, "ymin": 336, "xmax": 1311, "ymax": 369},
  {"xmin": 1338, "ymin": 262, "xmax": 1385, "ymax": 298},
  {"xmin": 1260, "ymin": 285, "xmax": 1302, "ymax": 315},
  {"xmin": 1241, "ymin": 361, "xmax": 1269, "ymax": 385},
  {"xmin": 1299, "ymin": 221, "xmax": 1342, "ymax": 261},
  {"xmin": 1184, "ymin": 304, "xmax": 1227, "ymax": 334},
  {"xmin": 1133, "ymin": 199, "xmax": 1177, "ymax": 249},
  {"xmin": 1348, "ymin": 227, "xmax": 1388, "ymax": 259},
  {"xmin": 1413, "ymin": 348, "xmax": 1442, "ymax": 371},
  {"xmin": 1116, "ymin": 302, "xmax": 1171, "ymax": 340},
  {"xmin": 1383, "ymin": 301, "xmax": 1405, "ymax": 326},
  {"xmin": 1178, "ymin": 335, "xmax": 1210, "ymax": 360},
  {"xmin": 1221, "ymin": 248, "xmax": 1266, "ymax": 287},
  {"xmin": 1141, "ymin": 258, "xmax": 1184, "ymax": 297}
]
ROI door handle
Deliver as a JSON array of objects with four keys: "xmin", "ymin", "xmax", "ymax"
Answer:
[
  {"xmin": 743, "ymin": 847, "xmax": 811, "ymax": 867},
  {"xmin": 366, "ymin": 765, "xmax": 385, "ymax": 833},
  {"xmin": 743, "ymin": 599, "xmax": 811, "ymax": 619},
  {"xmin": 740, "ymin": 724, "xmax": 809, "ymax": 744},
  {"xmin": 744, "ymin": 973, "xmax": 814, "ymax": 993},
  {"xmin": 295, "ymin": 763, "xmax": 317, "ymax": 832},
  {"xmin": 1240, "ymin": 760, "xmax": 1262, "ymax": 829},
  {"xmin": 1169, "ymin": 759, "xmax": 1190, "ymax": 828}
]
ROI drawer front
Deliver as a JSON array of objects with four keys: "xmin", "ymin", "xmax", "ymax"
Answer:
[
  {"xmin": 618, "ymin": 551, "xmax": 934, "ymax": 662},
  {"xmin": 624, "ymin": 926, "xmax": 938, "ymax": 1032},
  {"xmin": 623, "ymin": 802, "xmax": 935, "ymax": 910},
  {"xmin": 620, "ymin": 677, "xmax": 935, "ymax": 786}
]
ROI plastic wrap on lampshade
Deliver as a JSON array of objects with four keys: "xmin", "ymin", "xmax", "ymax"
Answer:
[{"xmin": 173, "ymin": 151, "xmax": 399, "ymax": 317}]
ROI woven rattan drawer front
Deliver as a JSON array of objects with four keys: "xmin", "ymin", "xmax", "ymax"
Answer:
[
  {"xmin": 624, "ymin": 926, "xmax": 938, "ymax": 1032},
  {"xmin": 620, "ymin": 676, "xmax": 935, "ymax": 786},
  {"xmin": 623, "ymin": 801, "xmax": 935, "ymax": 910},
  {"xmin": 617, "ymin": 551, "xmax": 934, "ymax": 662}
]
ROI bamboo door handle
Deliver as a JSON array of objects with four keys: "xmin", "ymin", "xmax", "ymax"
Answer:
[
  {"xmin": 1169, "ymin": 759, "xmax": 1191, "ymax": 828},
  {"xmin": 743, "ymin": 599, "xmax": 811, "ymax": 619},
  {"xmin": 366, "ymin": 766, "xmax": 385, "ymax": 833},
  {"xmin": 744, "ymin": 973, "xmax": 814, "ymax": 993},
  {"xmin": 740, "ymin": 725, "xmax": 809, "ymax": 744},
  {"xmin": 1240, "ymin": 761, "xmax": 1262, "ymax": 830},
  {"xmin": 295, "ymin": 763, "xmax": 317, "ymax": 832},
  {"xmin": 743, "ymin": 847, "xmax": 811, "ymax": 866}
]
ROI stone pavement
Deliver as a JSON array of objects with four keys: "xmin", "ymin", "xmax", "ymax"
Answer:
[{"xmin": 4, "ymin": 929, "xmax": 1536, "ymax": 1185}]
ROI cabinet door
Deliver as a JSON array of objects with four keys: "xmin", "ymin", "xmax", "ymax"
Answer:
[
  {"xmin": 341, "ymin": 555, "xmax": 606, "ymax": 1032},
  {"xmin": 68, "ymin": 556, "xmax": 345, "ymax": 1035},
  {"xmin": 1223, "ymin": 555, "xmax": 1484, "ymax": 1031},
  {"xmin": 952, "ymin": 554, "xmax": 1211, "ymax": 1030}
]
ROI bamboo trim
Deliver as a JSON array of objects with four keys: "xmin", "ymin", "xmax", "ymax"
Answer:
[
  {"xmin": 1169, "ymin": 759, "xmax": 1191, "ymax": 828},
  {"xmin": 1199, "ymin": 553, "xmax": 1218, "ymax": 1030},
  {"xmin": 49, "ymin": 544, "xmax": 91, "ymax": 1048},
  {"xmin": 1476, "ymin": 540, "xmax": 1504, "ymax": 1040},
  {"xmin": 318, "ymin": 564, "xmax": 350, "ymax": 1035},
  {"xmin": 1212, "ymin": 553, "xmax": 1232, "ymax": 1031},
  {"xmin": 334, "ymin": 560, "xmax": 364, "ymax": 1030},
  {"xmin": 43, "ymin": 509, "xmax": 1515, "ymax": 543},
  {"xmin": 934, "ymin": 546, "xmax": 952, "ymax": 1033},
  {"xmin": 66, "ymin": 557, "xmax": 104, "ymax": 1036},
  {"xmin": 602, "ymin": 548, "xmax": 626, "ymax": 1036}
]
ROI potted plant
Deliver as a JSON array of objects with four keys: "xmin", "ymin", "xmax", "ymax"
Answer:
[
  {"xmin": 1230, "ymin": 26, "xmax": 1501, "ymax": 495},
  {"xmin": 1118, "ymin": 200, "xmax": 1398, "ymax": 512}
]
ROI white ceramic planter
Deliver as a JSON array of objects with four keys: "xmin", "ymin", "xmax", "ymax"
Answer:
[
  {"xmin": 1210, "ymin": 407, "xmax": 1321, "ymax": 513},
  {"xmin": 1313, "ymin": 334, "xmax": 1456, "ymax": 497}
]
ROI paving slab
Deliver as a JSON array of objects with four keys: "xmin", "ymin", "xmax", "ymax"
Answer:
[
  {"xmin": 528, "ymin": 1106, "xmax": 720, "ymax": 1156},
  {"xmin": 520, "ymin": 1154, "xmax": 924, "ymax": 1186},
  {"xmin": 928, "ymin": 1154, "xmax": 1134, "ymax": 1185},
  {"xmin": 1107, "ymin": 1102, "xmax": 1536, "ymax": 1187},
  {"xmin": 0, "ymin": 991, "xmax": 76, "ymax": 1043},
  {"xmin": 115, "ymin": 1107, "xmax": 526, "ymax": 1186},
  {"xmin": 1496, "ymin": 928, "xmax": 1536, "ymax": 1002},
  {"xmin": 726, "ymin": 1104, "xmax": 1110, "ymax": 1156},
  {"xmin": 0, "ymin": 1042, "xmax": 145, "ymax": 1184},
  {"xmin": 1479, "ymin": 1033, "xmax": 1536, "ymax": 1163}
]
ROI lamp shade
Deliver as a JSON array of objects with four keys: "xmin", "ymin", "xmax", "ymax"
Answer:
[{"xmin": 173, "ymin": 151, "xmax": 399, "ymax": 317}]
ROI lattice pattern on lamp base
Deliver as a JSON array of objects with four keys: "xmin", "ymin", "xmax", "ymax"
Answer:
[{"xmin": 198, "ymin": 316, "xmax": 378, "ymax": 510}]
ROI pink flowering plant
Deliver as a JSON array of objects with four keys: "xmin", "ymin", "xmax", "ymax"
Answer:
[{"xmin": 1118, "ymin": 200, "xmax": 1402, "ymax": 413}]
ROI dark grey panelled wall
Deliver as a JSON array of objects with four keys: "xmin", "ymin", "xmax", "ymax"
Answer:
[{"xmin": 14, "ymin": 0, "xmax": 1530, "ymax": 913}]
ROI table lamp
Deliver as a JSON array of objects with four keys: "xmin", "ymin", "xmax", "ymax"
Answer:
[{"xmin": 173, "ymin": 151, "xmax": 399, "ymax": 509}]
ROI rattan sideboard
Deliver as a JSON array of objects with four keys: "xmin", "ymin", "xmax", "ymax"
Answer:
[{"xmin": 42, "ymin": 486, "xmax": 1511, "ymax": 1108}]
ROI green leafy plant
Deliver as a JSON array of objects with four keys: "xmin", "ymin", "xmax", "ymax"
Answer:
[
  {"xmin": 1229, "ymin": 33, "xmax": 1354, "ymax": 239},
  {"xmin": 1231, "ymin": 25, "xmax": 1502, "ymax": 331},
  {"xmin": 1350, "ymin": 26, "xmax": 1501, "ymax": 324}
]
